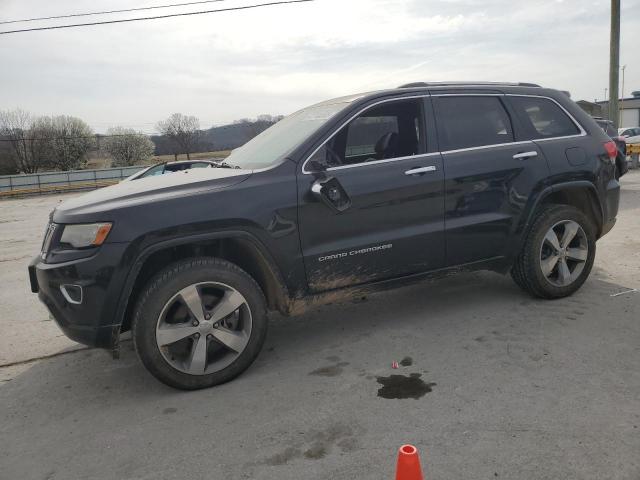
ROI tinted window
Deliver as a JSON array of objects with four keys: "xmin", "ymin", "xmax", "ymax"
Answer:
[
  {"xmin": 345, "ymin": 116, "xmax": 399, "ymax": 157},
  {"xmin": 308, "ymin": 99, "xmax": 424, "ymax": 169},
  {"xmin": 510, "ymin": 96, "xmax": 580, "ymax": 139},
  {"xmin": 435, "ymin": 96, "xmax": 514, "ymax": 151},
  {"xmin": 596, "ymin": 120, "xmax": 617, "ymax": 138},
  {"xmin": 165, "ymin": 164, "xmax": 190, "ymax": 172}
]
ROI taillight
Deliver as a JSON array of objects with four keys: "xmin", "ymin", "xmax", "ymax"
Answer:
[{"xmin": 604, "ymin": 141, "xmax": 617, "ymax": 162}]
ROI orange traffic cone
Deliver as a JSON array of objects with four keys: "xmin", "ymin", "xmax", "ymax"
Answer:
[{"xmin": 395, "ymin": 444, "xmax": 424, "ymax": 480}]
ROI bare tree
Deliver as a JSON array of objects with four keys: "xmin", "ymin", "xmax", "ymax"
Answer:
[
  {"xmin": 103, "ymin": 127, "xmax": 155, "ymax": 166},
  {"xmin": 45, "ymin": 116, "xmax": 94, "ymax": 171},
  {"xmin": 156, "ymin": 113, "xmax": 200, "ymax": 160},
  {"xmin": 0, "ymin": 109, "xmax": 47, "ymax": 173},
  {"xmin": 237, "ymin": 114, "xmax": 284, "ymax": 142}
]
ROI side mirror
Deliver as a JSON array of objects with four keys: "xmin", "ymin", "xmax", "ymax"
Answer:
[
  {"xmin": 311, "ymin": 177, "xmax": 351, "ymax": 212},
  {"xmin": 306, "ymin": 160, "xmax": 327, "ymax": 173}
]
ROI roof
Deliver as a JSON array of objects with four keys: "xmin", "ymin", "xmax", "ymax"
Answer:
[
  {"xmin": 306, "ymin": 82, "xmax": 562, "ymax": 112},
  {"xmin": 398, "ymin": 81, "xmax": 541, "ymax": 88}
]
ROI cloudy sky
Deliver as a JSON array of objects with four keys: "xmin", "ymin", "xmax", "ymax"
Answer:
[{"xmin": 1, "ymin": 0, "xmax": 639, "ymax": 133}]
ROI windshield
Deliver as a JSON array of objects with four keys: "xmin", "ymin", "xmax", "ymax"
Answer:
[{"xmin": 224, "ymin": 101, "xmax": 351, "ymax": 169}]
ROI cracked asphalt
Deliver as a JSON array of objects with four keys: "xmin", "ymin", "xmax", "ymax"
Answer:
[{"xmin": 1, "ymin": 172, "xmax": 639, "ymax": 479}]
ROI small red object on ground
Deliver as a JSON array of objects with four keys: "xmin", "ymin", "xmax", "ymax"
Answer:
[
  {"xmin": 395, "ymin": 444, "xmax": 423, "ymax": 480},
  {"xmin": 392, "ymin": 361, "xmax": 399, "ymax": 369}
]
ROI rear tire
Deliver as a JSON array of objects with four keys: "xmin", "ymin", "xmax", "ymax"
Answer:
[
  {"xmin": 511, "ymin": 204, "xmax": 596, "ymax": 299},
  {"xmin": 132, "ymin": 257, "xmax": 267, "ymax": 390}
]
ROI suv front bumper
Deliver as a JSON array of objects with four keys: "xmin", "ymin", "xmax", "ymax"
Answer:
[{"xmin": 28, "ymin": 243, "xmax": 130, "ymax": 349}]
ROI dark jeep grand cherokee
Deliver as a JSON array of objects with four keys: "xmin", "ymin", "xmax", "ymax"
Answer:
[{"xmin": 29, "ymin": 82, "xmax": 620, "ymax": 389}]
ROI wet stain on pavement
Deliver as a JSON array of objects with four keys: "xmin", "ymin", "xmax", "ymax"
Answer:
[
  {"xmin": 265, "ymin": 447, "xmax": 302, "ymax": 466},
  {"xmin": 263, "ymin": 424, "xmax": 359, "ymax": 465},
  {"xmin": 309, "ymin": 362, "xmax": 349, "ymax": 377},
  {"xmin": 399, "ymin": 356, "xmax": 413, "ymax": 366},
  {"xmin": 376, "ymin": 373, "xmax": 436, "ymax": 399},
  {"xmin": 163, "ymin": 407, "xmax": 178, "ymax": 414},
  {"xmin": 303, "ymin": 445, "xmax": 327, "ymax": 459}
]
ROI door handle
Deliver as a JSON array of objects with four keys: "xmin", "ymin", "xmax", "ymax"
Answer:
[
  {"xmin": 405, "ymin": 166, "xmax": 437, "ymax": 176},
  {"xmin": 513, "ymin": 151, "xmax": 538, "ymax": 160}
]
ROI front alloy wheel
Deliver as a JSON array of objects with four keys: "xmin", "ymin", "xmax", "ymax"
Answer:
[
  {"xmin": 155, "ymin": 282, "xmax": 252, "ymax": 375},
  {"xmin": 133, "ymin": 258, "xmax": 267, "ymax": 390}
]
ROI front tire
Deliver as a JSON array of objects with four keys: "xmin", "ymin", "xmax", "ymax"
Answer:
[
  {"xmin": 132, "ymin": 257, "xmax": 267, "ymax": 390},
  {"xmin": 511, "ymin": 204, "xmax": 596, "ymax": 299}
]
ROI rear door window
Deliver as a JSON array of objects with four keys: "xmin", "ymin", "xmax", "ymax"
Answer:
[
  {"xmin": 434, "ymin": 96, "xmax": 514, "ymax": 151},
  {"xmin": 509, "ymin": 96, "xmax": 580, "ymax": 139}
]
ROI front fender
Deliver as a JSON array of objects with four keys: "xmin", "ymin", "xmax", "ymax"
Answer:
[{"xmin": 111, "ymin": 229, "xmax": 288, "ymax": 347}]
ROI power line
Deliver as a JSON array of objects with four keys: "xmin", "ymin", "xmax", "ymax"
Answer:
[
  {"xmin": 0, "ymin": 0, "xmax": 225, "ymax": 25},
  {"xmin": 0, "ymin": 0, "xmax": 314, "ymax": 35}
]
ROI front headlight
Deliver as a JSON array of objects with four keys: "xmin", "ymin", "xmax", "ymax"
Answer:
[{"xmin": 60, "ymin": 223, "xmax": 112, "ymax": 249}]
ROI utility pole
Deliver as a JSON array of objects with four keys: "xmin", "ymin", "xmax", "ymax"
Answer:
[
  {"xmin": 609, "ymin": 0, "xmax": 620, "ymax": 127},
  {"xmin": 620, "ymin": 64, "xmax": 626, "ymax": 126}
]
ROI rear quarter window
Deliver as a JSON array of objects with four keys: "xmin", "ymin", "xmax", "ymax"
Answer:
[{"xmin": 509, "ymin": 96, "xmax": 580, "ymax": 139}]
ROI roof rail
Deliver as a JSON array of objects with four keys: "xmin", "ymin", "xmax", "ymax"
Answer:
[{"xmin": 398, "ymin": 81, "xmax": 541, "ymax": 88}]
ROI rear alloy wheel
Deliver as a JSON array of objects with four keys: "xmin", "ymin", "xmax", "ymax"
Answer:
[
  {"xmin": 539, "ymin": 220, "xmax": 589, "ymax": 288},
  {"xmin": 511, "ymin": 204, "xmax": 596, "ymax": 299},
  {"xmin": 133, "ymin": 258, "xmax": 267, "ymax": 390}
]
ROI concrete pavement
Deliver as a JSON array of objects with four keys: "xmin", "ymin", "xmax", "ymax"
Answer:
[{"xmin": 1, "ymin": 173, "xmax": 639, "ymax": 479}]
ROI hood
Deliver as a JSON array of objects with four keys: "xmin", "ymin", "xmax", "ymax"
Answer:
[{"xmin": 53, "ymin": 167, "xmax": 252, "ymax": 221}]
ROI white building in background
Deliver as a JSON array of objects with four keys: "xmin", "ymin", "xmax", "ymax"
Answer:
[{"xmin": 594, "ymin": 91, "xmax": 640, "ymax": 128}]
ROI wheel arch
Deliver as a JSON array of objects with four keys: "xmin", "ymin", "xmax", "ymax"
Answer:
[
  {"xmin": 115, "ymin": 231, "xmax": 291, "ymax": 338},
  {"xmin": 526, "ymin": 181, "xmax": 603, "ymax": 235},
  {"xmin": 508, "ymin": 181, "xmax": 603, "ymax": 267}
]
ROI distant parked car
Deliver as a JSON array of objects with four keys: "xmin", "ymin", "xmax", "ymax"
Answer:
[
  {"xmin": 618, "ymin": 126, "xmax": 640, "ymax": 145},
  {"xmin": 125, "ymin": 160, "xmax": 221, "ymax": 181},
  {"xmin": 594, "ymin": 119, "xmax": 628, "ymax": 179}
]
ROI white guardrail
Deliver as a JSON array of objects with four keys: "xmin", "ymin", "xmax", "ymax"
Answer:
[{"xmin": 0, "ymin": 166, "xmax": 145, "ymax": 197}]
